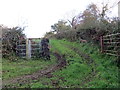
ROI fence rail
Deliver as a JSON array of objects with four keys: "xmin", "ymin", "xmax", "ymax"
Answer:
[
  {"xmin": 100, "ymin": 33, "xmax": 120, "ymax": 56},
  {"xmin": 16, "ymin": 38, "xmax": 41, "ymax": 58}
]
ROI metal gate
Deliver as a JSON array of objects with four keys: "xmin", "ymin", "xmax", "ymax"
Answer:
[{"xmin": 16, "ymin": 38, "xmax": 41, "ymax": 58}]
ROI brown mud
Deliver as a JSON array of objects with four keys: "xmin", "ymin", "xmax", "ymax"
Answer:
[{"xmin": 2, "ymin": 52, "xmax": 66, "ymax": 88}]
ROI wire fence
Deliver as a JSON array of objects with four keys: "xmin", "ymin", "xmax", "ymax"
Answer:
[{"xmin": 100, "ymin": 33, "xmax": 120, "ymax": 56}]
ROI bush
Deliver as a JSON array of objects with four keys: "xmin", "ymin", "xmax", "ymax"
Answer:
[{"xmin": 1, "ymin": 25, "xmax": 25, "ymax": 58}]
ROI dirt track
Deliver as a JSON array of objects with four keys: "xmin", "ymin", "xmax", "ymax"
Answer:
[
  {"xmin": 58, "ymin": 42, "xmax": 98, "ymax": 87},
  {"xmin": 72, "ymin": 47, "xmax": 97, "ymax": 87},
  {"xmin": 2, "ymin": 52, "xmax": 66, "ymax": 88},
  {"xmin": 3, "ymin": 45, "xmax": 98, "ymax": 88}
]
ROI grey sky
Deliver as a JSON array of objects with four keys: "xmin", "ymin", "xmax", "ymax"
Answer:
[{"xmin": 0, "ymin": 0, "xmax": 119, "ymax": 38}]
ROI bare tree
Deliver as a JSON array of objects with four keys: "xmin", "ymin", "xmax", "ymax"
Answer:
[{"xmin": 63, "ymin": 10, "xmax": 78, "ymax": 29}]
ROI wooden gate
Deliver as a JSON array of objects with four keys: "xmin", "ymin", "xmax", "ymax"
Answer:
[
  {"xmin": 16, "ymin": 38, "xmax": 41, "ymax": 58},
  {"xmin": 100, "ymin": 33, "xmax": 120, "ymax": 56}
]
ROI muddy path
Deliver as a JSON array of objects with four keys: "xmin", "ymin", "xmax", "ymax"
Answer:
[{"xmin": 2, "ymin": 52, "xmax": 66, "ymax": 88}]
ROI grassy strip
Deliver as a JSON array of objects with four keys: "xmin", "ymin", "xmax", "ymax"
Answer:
[
  {"xmin": 49, "ymin": 39, "xmax": 93, "ymax": 88},
  {"xmin": 57, "ymin": 39, "xmax": 119, "ymax": 88},
  {"xmin": 2, "ymin": 55, "xmax": 56, "ymax": 80}
]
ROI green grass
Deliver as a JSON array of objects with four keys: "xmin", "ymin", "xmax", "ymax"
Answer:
[
  {"xmin": 49, "ymin": 39, "xmax": 94, "ymax": 88},
  {"xmin": 3, "ymin": 39, "xmax": 119, "ymax": 88},
  {"xmin": 51, "ymin": 39, "xmax": 119, "ymax": 88},
  {"xmin": 2, "ymin": 54, "xmax": 56, "ymax": 80},
  {"xmin": 16, "ymin": 77, "xmax": 54, "ymax": 88}
]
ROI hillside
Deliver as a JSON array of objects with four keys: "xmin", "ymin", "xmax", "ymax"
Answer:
[{"xmin": 2, "ymin": 39, "xmax": 119, "ymax": 88}]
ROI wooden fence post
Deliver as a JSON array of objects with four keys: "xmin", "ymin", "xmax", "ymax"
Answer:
[{"xmin": 100, "ymin": 36, "xmax": 104, "ymax": 53}]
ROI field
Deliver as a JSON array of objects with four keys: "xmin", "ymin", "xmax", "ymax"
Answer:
[{"xmin": 2, "ymin": 39, "xmax": 119, "ymax": 88}]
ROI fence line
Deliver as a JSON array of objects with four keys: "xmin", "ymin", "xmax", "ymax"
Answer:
[{"xmin": 100, "ymin": 33, "xmax": 120, "ymax": 56}]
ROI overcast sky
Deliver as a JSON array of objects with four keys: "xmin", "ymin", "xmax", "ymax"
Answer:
[{"xmin": 0, "ymin": 0, "xmax": 119, "ymax": 38}]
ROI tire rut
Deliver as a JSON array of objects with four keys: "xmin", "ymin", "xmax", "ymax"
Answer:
[
  {"xmin": 58, "ymin": 42, "xmax": 98, "ymax": 87},
  {"xmin": 2, "ymin": 52, "xmax": 66, "ymax": 88},
  {"xmin": 72, "ymin": 47, "xmax": 98, "ymax": 87}
]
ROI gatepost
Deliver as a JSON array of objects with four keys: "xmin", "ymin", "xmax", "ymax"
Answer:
[{"xmin": 26, "ymin": 38, "xmax": 31, "ymax": 59}]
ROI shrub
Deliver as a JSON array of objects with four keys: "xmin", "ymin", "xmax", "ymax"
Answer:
[{"xmin": 1, "ymin": 25, "xmax": 25, "ymax": 58}]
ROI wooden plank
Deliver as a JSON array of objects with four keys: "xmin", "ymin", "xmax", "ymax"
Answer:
[
  {"xmin": 103, "ymin": 42, "xmax": 120, "ymax": 44},
  {"xmin": 105, "ymin": 45, "xmax": 120, "ymax": 48},
  {"xmin": 103, "ymin": 33, "xmax": 120, "ymax": 37},
  {"xmin": 103, "ymin": 38, "xmax": 120, "ymax": 41}
]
